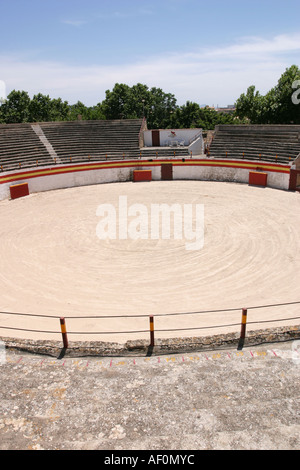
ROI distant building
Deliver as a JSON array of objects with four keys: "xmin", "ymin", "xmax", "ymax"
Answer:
[
  {"xmin": 200, "ymin": 104, "xmax": 236, "ymax": 113},
  {"xmin": 215, "ymin": 105, "xmax": 236, "ymax": 114}
]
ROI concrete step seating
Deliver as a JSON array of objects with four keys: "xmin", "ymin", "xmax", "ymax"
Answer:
[
  {"xmin": 0, "ymin": 123, "xmax": 54, "ymax": 171},
  {"xmin": 209, "ymin": 125, "xmax": 300, "ymax": 164},
  {"xmin": 140, "ymin": 146, "xmax": 190, "ymax": 159},
  {"xmin": 0, "ymin": 119, "xmax": 144, "ymax": 172},
  {"xmin": 39, "ymin": 119, "xmax": 143, "ymax": 163}
]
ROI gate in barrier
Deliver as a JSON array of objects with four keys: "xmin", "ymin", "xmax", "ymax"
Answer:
[{"xmin": 289, "ymin": 169, "xmax": 300, "ymax": 191}]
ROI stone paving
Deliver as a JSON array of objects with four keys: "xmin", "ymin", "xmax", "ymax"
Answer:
[{"xmin": 0, "ymin": 341, "xmax": 299, "ymax": 451}]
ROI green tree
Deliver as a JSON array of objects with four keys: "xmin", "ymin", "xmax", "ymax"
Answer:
[
  {"xmin": 29, "ymin": 93, "xmax": 71, "ymax": 122},
  {"xmin": 88, "ymin": 103, "xmax": 106, "ymax": 120},
  {"xmin": 172, "ymin": 102, "xmax": 238, "ymax": 130},
  {"xmin": 0, "ymin": 103, "xmax": 4, "ymax": 123},
  {"xmin": 146, "ymin": 86, "xmax": 177, "ymax": 129},
  {"xmin": 128, "ymin": 83, "xmax": 150, "ymax": 119},
  {"xmin": 100, "ymin": 83, "xmax": 178, "ymax": 128},
  {"xmin": 235, "ymin": 85, "xmax": 264, "ymax": 123},
  {"xmin": 28, "ymin": 93, "xmax": 53, "ymax": 122},
  {"xmin": 68, "ymin": 101, "xmax": 107, "ymax": 121},
  {"xmin": 170, "ymin": 101, "xmax": 200, "ymax": 128},
  {"xmin": 271, "ymin": 65, "xmax": 300, "ymax": 123},
  {"xmin": 0, "ymin": 91, "xmax": 71, "ymax": 123},
  {"xmin": 235, "ymin": 65, "xmax": 300, "ymax": 124},
  {"xmin": 48, "ymin": 97, "xmax": 69, "ymax": 121},
  {"xmin": 0, "ymin": 90, "xmax": 31, "ymax": 123},
  {"xmin": 68, "ymin": 101, "xmax": 92, "ymax": 121},
  {"xmin": 101, "ymin": 83, "xmax": 132, "ymax": 119}
]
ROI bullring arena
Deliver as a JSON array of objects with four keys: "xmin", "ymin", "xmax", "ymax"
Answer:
[{"xmin": 0, "ymin": 120, "xmax": 299, "ymax": 353}]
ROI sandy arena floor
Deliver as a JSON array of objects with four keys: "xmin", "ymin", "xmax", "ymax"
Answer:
[{"xmin": 0, "ymin": 180, "xmax": 299, "ymax": 343}]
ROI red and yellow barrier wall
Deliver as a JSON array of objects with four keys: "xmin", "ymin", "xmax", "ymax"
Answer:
[{"xmin": 0, "ymin": 158, "xmax": 292, "ymax": 201}]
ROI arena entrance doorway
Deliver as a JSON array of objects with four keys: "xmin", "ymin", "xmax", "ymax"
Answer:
[
  {"xmin": 289, "ymin": 169, "xmax": 300, "ymax": 191},
  {"xmin": 161, "ymin": 163, "xmax": 173, "ymax": 180}
]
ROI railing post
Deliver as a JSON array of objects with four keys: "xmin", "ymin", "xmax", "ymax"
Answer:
[
  {"xmin": 149, "ymin": 315, "xmax": 155, "ymax": 347},
  {"xmin": 237, "ymin": 308, "xmax": 247, "ymax": 350},
  {"xmin": 60, "ymin": 317, "xmax": 69, "ymax": 349}
]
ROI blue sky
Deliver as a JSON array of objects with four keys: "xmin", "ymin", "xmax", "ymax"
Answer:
[{"xmin": 0, "ymin": 0, "xmax": 300, "ymax": 107}]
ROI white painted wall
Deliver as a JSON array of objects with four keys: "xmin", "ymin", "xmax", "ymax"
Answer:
[
  {"xmin": 0, "ymin": 163, "xmax": 161, "ymax": 201},
  {"xmin": 188, "ymin": 137, "xmax": 204, "ymax": 156},
  {"xmin": 173, "ymin": 162, "xmax": 290, "ymax": 190},
  {"xmin": 0, "ymin": 158, "xmax": 290, "ymax": 202},
  {"xmin": 144, "ymin": 129, "xmax": 202, "ymax": 147}
]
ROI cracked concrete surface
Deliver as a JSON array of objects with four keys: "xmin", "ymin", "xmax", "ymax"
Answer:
[{"xmin": 0, "ymin": 341, "xmax": 299, "ymax": 450}]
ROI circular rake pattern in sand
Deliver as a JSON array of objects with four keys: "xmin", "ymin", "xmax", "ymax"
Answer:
[{"xmin": 0, "ymin": 180, "xmax": 299, "ymax": 342}]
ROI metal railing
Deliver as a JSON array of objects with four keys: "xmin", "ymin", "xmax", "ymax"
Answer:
[{"xmin": 0, "ymin": 301, "xmax": 299, "ymax": 351}]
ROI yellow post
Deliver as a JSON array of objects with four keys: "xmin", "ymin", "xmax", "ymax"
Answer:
[
  {"xmin": 149, "ymin": 316, "xmax": 154, "ymax": 347},
  {"xmin": 238, "ymin": 309, "xmax": 247, "ymax": 350},
  {"xmin": 60, "ymin": 317, "xmax": 68, "ymax": 349}
]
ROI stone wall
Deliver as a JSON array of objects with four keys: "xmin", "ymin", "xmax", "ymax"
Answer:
[{"xmin": 1, "ymin": 325, "xmax": 299, "ymax": 358}]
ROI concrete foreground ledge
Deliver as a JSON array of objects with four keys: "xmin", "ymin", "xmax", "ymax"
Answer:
[{"xmin": 1, "ymin": 325, "xmax": 299, "ymax": 358}]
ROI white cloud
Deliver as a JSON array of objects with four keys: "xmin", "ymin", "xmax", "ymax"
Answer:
[
  {"xmin": 61, "ymin": 19, "xmax": 87, "ymax": 27},
  {"xmin": 1, "ymin": 33, "xmax": 299, "ymax": 107},
  {"xmin": 201, "ymin": 33, "xmax": 300, "ymax": 59}
]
